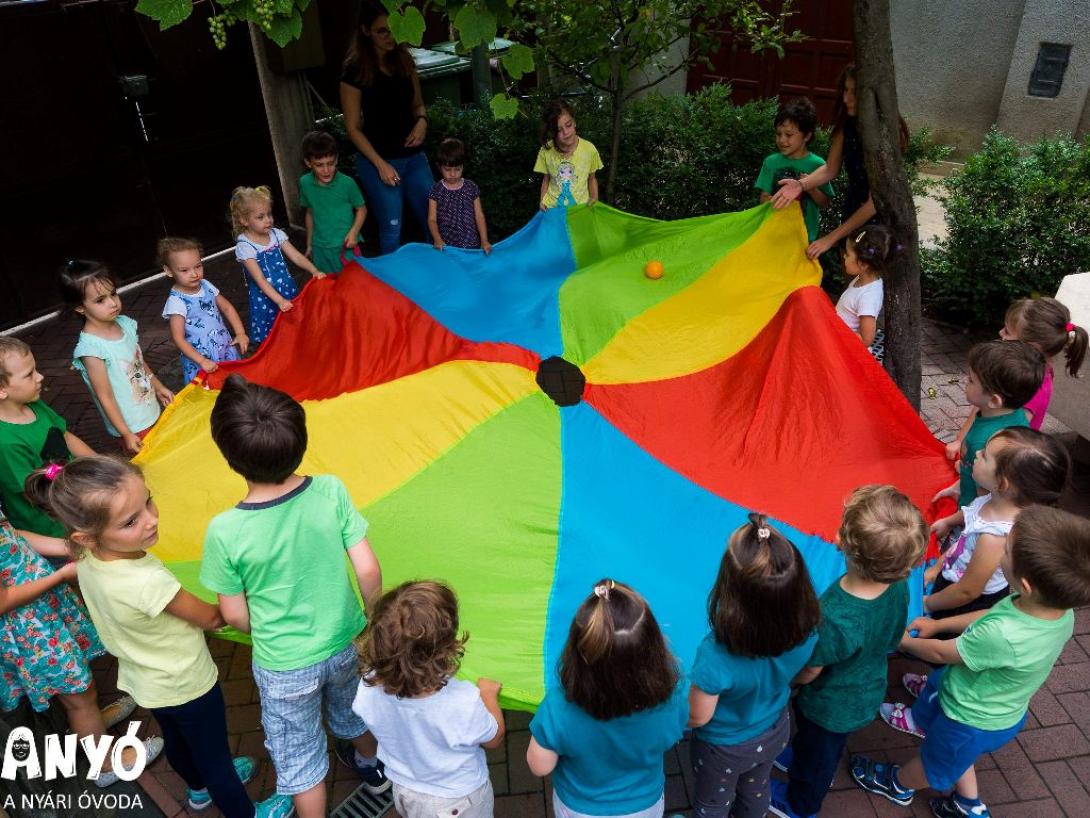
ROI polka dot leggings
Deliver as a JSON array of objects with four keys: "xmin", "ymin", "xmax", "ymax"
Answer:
[{"xmin": 690, "ymin": 707, "xmax": 790, "ymax": 818}]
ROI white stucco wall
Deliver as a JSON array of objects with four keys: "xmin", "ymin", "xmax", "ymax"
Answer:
[
  {"xmin": 891, "ymin": 0, "xmax": 1025, "ymax": 153},
  {"xmin": 996, "ymin": 0, "xmax": 1090, "ymax": 142}
]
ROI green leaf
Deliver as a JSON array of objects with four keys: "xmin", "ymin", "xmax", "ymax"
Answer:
[
  {"xmin": 454, "ymin": 5, "xmax": 497, "ymax": 48},
  {"xmin": 500, "ymin": 43, "xmax": 534, "ymax": 79},
  {"xmin": 264, "ymin": 8, "xmax": 304, "ymax": 47},
  {"xmin": 388, "ymin": 6, "xmax": 425, "ymax": 46},
  {"xmin": 134, "ymin": 0, "xmax": 194, "ymax": 29},
  {"xmin": 489, "ymin": 93, "xmax": 519, "ymax": 119},
  {"xmin": 381, "ymin": 0, "xmax": 402, "ymax": 14}
]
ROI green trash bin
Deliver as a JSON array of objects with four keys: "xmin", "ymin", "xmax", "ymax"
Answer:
[{"xmin": 411, "ymin": 47, "xmax": 471, "ymax": 106}]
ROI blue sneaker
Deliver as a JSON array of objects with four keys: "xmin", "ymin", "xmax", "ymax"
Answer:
[
  {"xmin": 256, "ymin": 793, "xmax": 295, "ymax": 818},
  {"xmin": 186, "ymin": 756, "xmax": 257, "ymax": 810},
  {"xmin": 772, "ymin": 746, "xmax": 793, "ymax": 773},
  {"xmin": 930, "ymin": 794, "xmax": 991, "ymax": 817},
  {"xmin": 334, "ymin": 741, "xmax": 391, "ymax": 795},
  {"xmin": 850, "ymin": 754, "xmax": 914, "ymax": 806},
  {"xmin": 768, "ymin": 778, "xmax": 815, "ymax": 818}
]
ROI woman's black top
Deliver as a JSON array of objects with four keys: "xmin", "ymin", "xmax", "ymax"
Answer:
[
  {"xmin": 341, "ymin": 61, "xmax": 419, "ymax": 160},
  {"xmin": 840, "ymin": 117, "xmax": 872, "ymax": 222}
]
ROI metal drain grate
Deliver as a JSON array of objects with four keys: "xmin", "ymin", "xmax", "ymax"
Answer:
[{"xmin": 330, "ymin": 785, "xmax": 394, "ymax": 818}]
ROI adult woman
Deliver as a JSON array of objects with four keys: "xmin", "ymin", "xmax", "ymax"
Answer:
[
  {"xmin": 340, "ymin": 2, "xmax": 432, "ymax": 255},
  {"xmin": 771, "ymin": 64, "xmax": 908, "ymax": 260}
]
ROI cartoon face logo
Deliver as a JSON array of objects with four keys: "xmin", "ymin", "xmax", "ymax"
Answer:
[
  {"xmin": 557, "ymin": 162, "xmax": 575, "ymax": 183},
  {"xmin": 11, "ymin": 737, "xmax": 30, "ymax": 762}
]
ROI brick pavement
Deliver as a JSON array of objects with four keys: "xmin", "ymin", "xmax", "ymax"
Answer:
[{"xmin": 9, "ymin": 254, "xmax": 1090, "ymax": 818}]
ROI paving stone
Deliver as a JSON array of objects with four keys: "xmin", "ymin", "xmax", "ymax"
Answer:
[
  {"xmin": 506, "ymin": 731, "xmax": 544, "ymax": 794},
  {"xmin": 992, "ymin": 796, "xmax": 1065, "ymax": 817},
  {"xmin": 1045, "ymin": 662, "xmax": 1090, "ymax": 694},
  {"xmin": 1017, "ymin": 724, "xmax": 1090, "ymax": 763},
  {"xmin": 1029, "ymin": 689, "xmax": 1071, "ymax": 727},
  {"xmin": 1036, "ymin": 760, "xmax": 1090, "ymax": 816},
  {"xmin": 493, "ymin": 793, "xmax": 549, "ymax": 818}
]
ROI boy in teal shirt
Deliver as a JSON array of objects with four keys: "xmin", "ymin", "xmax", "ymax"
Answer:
[
  {"xmin": 201, "ymin": 374, "xmax": 387, "ymax": 817},
  {"xmin": 299, "ymin": 130, "xmax": 367, "ymax": 273},
  {"xmin": 769, "ymin": 486, "xmax": 928, "ymax": 818},
  {"xmin": 934, "ymin": 340, "xmax": 1045, "ymax": 508},
  {"xmin": 0, "ymin": 337, "xmax": 94, "ymax": 536},
  {"xmin": 755, "ymin": 98, "xmax": 833, "ymax": 241},
  {"xmin": 854, "ymin": 506, "xmax": 1090, "ymax": 818}
]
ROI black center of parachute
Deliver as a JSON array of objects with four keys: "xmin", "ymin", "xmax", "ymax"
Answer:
[{"xmin": 536, "ymin": 356, "xmax": 586, "ymax": 406}]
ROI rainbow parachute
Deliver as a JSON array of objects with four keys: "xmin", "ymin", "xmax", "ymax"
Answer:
[{"xmin": 135, "ymin": 204, "xmax": 952, "ymax": 710}]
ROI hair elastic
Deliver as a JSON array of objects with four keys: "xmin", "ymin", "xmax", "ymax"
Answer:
[
  {"xmin": 1067, "ymin": 322, "xmax": 1076, "ymax": 333},
  {"xmin": 756, "ymin": 526, "xmax": 771, "ymax": 540},
  {"xmin": 593, "ymin": 579, "xmax": 615, "ymax": 600},
  {"xmin": 44, "ymin": 463, "xmax": 64, "ymax": 481}
]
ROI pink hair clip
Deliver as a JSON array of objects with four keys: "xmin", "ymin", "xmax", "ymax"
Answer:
[
  {"xmin": 1066, "ymin": 322, "xmax": 1076, "ymax": 333},
  {"xmin": 44, "ymin": 463, "xmax": 64, "ymax": 481}
]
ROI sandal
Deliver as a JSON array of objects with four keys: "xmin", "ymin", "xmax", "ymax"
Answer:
[
  {"xmin": 903, "ymin": 672, "xmax": 928, "ymax": 699},
  {"xmin": 880, "ymin": 702, "xmax": 926, "ymax": 738},
  {"xmin": 850, "ymin": 754, "xmax": 914, "ymax": 806}
]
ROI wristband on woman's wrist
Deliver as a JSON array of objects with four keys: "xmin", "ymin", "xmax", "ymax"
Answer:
[{"xmin": 415, "ymin": 114, "xmax": 429, "ymax": 123}]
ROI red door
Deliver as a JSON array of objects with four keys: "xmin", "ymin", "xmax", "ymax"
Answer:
[{"xmin": 688, "ymin": 0, "xmax": 853, "ymax": 123}]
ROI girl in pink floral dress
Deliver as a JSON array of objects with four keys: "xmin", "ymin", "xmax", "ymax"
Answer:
[{"xmin": 1, "ymin": 501, "xmax": 136, "ymax": 764}]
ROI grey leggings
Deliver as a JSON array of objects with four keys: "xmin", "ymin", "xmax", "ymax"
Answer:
[{"xmin": 690, "ymin": 707, "xmax": 791, "ymax": 818}]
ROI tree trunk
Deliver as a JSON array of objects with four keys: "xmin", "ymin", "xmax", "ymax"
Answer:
[{"xmin": 852, "ymin": 0, "xmax": 922, "ymax": 410}]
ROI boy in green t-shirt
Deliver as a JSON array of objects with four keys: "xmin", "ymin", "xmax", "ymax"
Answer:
[
  {"xmin": 201, "ymin": 374, "xmax": 387, "ymax": 817},
  {"xmin": 853, "ymin": 506, "xmax": 1090, "ymax": 818},
  {"xmin": 0, "ymin": 337, "xmax": 94, "ymax": 536},
  {"xmin": 933, "ymin": 340, "xmax": 1045, "ymax": 508},
  {"xmin": 299, "ymin": 130, "xmax": 367, "ymax": 274},
  {"xmin": 754, "ymin": 98, "xmax": 834, "ymax": 241},
  {"xmin": 769, "ymin": 486, "xmax": 928, "ymax": 818}
]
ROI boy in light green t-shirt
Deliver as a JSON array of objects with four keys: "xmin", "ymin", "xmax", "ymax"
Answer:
[
  {"xmin": 754, "ymin": 97, "xmax": 833, "ymax": 241},
  {"xmin": 201, "ymin": 374, "xmax": 387, "ymax": 816},
  {"xmin": 852, "ymin": 506, "xmax": 1090, "ymax": 818},
  {"xmin": 299, "ymin": 130, "xmax": 367, "ymax": 273}
]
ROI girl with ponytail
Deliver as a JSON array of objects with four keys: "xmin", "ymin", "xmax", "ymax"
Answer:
[
  {"xmin": 688, "ymin": 513, "xmax": 820, "ymax": 818},
  {"xmin": 526, "ymin": 580, "xmax": 687, "ymax": 818}
]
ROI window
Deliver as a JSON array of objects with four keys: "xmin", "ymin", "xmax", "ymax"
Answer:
[{"xmin": 1028, "ymin": 43, "xmax": 1071, "ymax": 98}]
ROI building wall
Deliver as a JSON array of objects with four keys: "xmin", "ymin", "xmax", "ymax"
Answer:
[
  {"xmin": 891, "ymin": 0, "xmax": 1025, "ymax": 154},
  {"xmin": 996, "ymin": 0, "xmax": 1090, "ymax": 142}
]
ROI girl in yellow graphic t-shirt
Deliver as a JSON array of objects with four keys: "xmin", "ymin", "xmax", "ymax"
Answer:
[{"xmin": 534, "ymin": 99, "xmax": 603, "ymax": 209}]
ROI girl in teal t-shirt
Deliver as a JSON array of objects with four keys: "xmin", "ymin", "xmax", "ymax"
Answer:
[
  {"xmin": 688, "ymin": 514, "xmax": 820, "ymax": 818},
  {"xmin": 526, "ymin": 579, "xmax": 688, "ymax": 818}
]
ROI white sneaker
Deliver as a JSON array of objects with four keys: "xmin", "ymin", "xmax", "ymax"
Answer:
[
  {"xmin": 100, "ymin": 695, "xmax": 137, "ymax": 729},
  {"xmin": 94, "ymin": 736, "xmax": 164, "ymax": 788}
]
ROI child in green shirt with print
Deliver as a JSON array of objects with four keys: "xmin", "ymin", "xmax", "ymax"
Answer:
[
  {"xmin": 755, "ymin": 98, "xmax": 833, "ymax": 242},
  {"xmin": 300, "ymin": 131, "xmax": 367, "ymax": 273},
  {"xmin": 853, "ymin": 506, "xmax": 1090, "ymax": 818},
  {"xmin": 769, "ymin": 485, "xmax": 928, "ymax": 818}
]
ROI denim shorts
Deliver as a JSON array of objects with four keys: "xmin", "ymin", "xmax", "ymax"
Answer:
[
  {"xmin": 252, "ymin": 643, "xmax": 367, "ymax": 794},
  {"xmin": 913, "ymin": 670, "xmax": 1025, "ymax": 791}
]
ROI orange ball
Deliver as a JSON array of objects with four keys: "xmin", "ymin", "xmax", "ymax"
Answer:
[{"xmin": 644, "ymin": 259, "xmax": 664, "ymax": 279}]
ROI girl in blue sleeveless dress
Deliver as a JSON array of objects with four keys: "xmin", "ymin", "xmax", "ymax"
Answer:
[{"xmin": 229, "ymin": 186, "xmax": 324, "ymax": 347}]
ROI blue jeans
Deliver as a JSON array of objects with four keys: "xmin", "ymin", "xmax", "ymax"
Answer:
[
  {"xmin": 355, "ymin": 150, "xmax": 433, "ymax": 255},
  {"xmin": 151, "ymin": 683, "xmax": 254, "ymax": 818}
]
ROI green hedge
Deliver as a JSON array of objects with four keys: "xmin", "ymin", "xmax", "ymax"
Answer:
[{"xmin": 922, "ymin": 129, "xmax": 1090, "ymax": 325}]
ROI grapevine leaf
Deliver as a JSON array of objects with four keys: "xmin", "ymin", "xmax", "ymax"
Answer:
[
  {"xmin": 134, "ymin": 0, "xmax": 194, "ymax": 29},
  {"xmin": 489, "ymin": 92, "xmax": 519, "ymax": 119},
  {"xmin": 500, "ymin": 43, "xmax": 534, "ymax": 79},
  {"xmin": 454, "ymin": 5, "xmax": 497, "ymax": 48},
  {"xmin": 264, "ymin": 7, "xmax": 304, "ymax": 46},
  {"xmin": 388, "ymin": 6, "xmax": 425, "ymax": 46}
]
